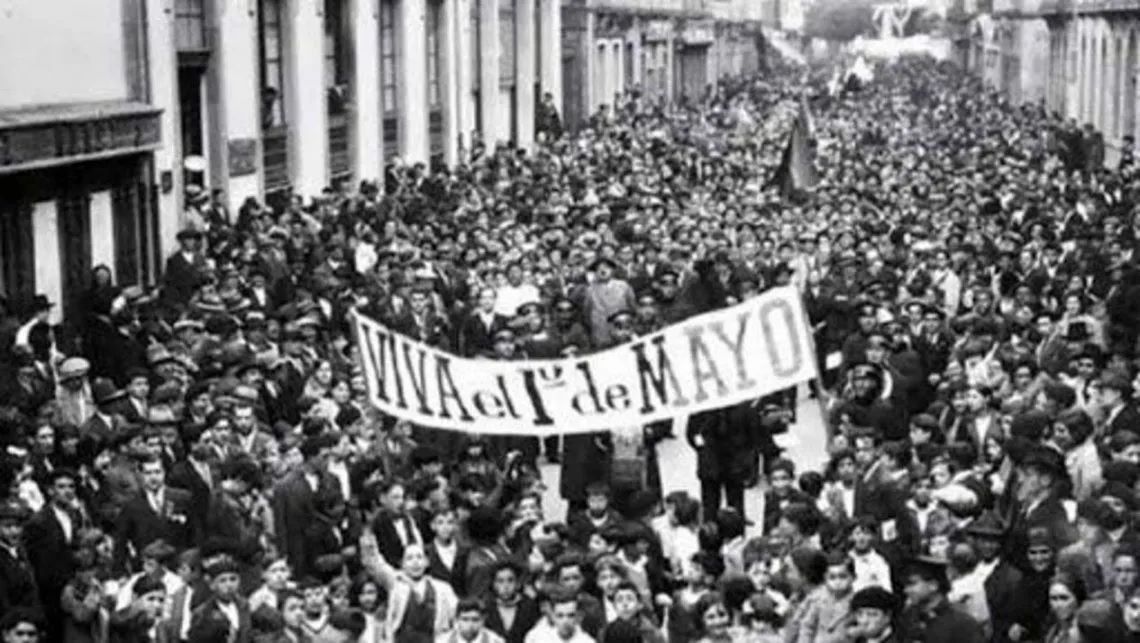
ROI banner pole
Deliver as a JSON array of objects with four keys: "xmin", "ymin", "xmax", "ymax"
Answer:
[{"xmin": 794, "ymin": 290, "xmax": 833, "ymax": 445}]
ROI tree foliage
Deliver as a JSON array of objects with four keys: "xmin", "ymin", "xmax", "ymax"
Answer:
[{"xmin": 804, "ymin": 0, "xmax": 877, "ymax": 42}]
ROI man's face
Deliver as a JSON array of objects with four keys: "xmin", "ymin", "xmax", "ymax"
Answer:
[
  {"xmin": 614, "ymin": 589, "xmax": 640, "ymax": 620},
  {"xmin": 596, "ymin": 263, "xmax": 613, "ymax": 281},
  {"xmin": 1115, "ymin": 555, "xmax": 1139, "ymax": 591},
  {"xmin": 493, "ymin": 568, "xmax": 520, "ymax": 600},
  {"xmin": 853, "ymin": 438, "xmax": 876, "ymax": 468},
  {"xmin": 972, "ymin": 535, "xmax": 1002, "ymax": 562},
  {"xmin": 2, "ymin": 621, "xmax": 38, "ymax": 643},
  {"xmin": 410, "ymin": 292, "xmax": 429, "ymax": 313},
  {"xmin": 34, "ymin": 427, "xmax": 53, "ymax": 453},
  {"xmin": 303, "ymin": 587, "xmax": 327, "ymax": 614},
  {"xmin": 1126, "ymin": 595, "xmax": 1140, "ymax": 633},
  {"xmin": 559, "ymin": 565, "xmax": 585, "ymax": 594},
  {"xmin": 854, "ymin": 608, "xmax": 891, "ymax": 639},
  {"xmin": 478, "ymin": 289, "xmax": 496, "ymax": 312},
  {"xmin": 128, "ymin": 376, "xmax": 150, "ymax": 400},
  {"xmin": 140, "ymin": 461, "xmax": 165, "ymax": 492},
  {"xmin": 403, "ymin": 546, "xmax": 428, "ymax": 578},
  {"xmin": 0, "ymin": 520, "xmax": 22, "ymax": 546},
  {"xmin": 903, "ymin": 574, "xmax": 937, "ymax": 607},
  {"xmin": 551, "ymin": 602, "xmax": 579, "ymax": 638},
  {"xmin": 50, "ymin": 476, "xmax": 76, "ymax": 506},
  {"xmin": 233, "ymin": 405, "xmax": 255, "ymax": 433},
  {"xmin": 211, "ymin": 572, "xmax": 241, "ymax": 601},
  {"xmin": 282, "ymin": 596, "xmax": 305, "ymax": 629},
  {"xmin": 431, "ymin": 512, "xmax": 457, "ymax": 542},
  {"xmin": 457, "ymin": 612, "xmax": 484, "ymax": 639}
]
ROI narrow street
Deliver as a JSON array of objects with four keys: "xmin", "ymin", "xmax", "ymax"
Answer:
[{"xmin": 540, "ymin": 384, "xmax": 831, "ymax": 534}]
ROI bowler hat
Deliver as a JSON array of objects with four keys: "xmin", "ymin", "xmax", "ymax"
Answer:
[
  {"xmin": 964, "ymin": 510, "xmax": 1006, "ymax": 538},
  {"xmin": 91, "ymin": 378, "xmax": 127, "ymax": 406},
  {"xmin": 851, "ymin": 586, "xmax": 897, "ymax": 613},
  {"xmin": 1021, "ymin": 446, "xmax": 1067, "ymax": 478}
]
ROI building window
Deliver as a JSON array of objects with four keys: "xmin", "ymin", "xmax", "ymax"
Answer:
[
  {"xmin": 427, "ymin": 0, "xmax": 442, "ymax": 108},
  {"xmin": 325, "ymin": 0, "xmax": 350, "ymax": 115},
  {"xmin": 259, "ymin": 0, "xmax": 286, "ymax": 128},
  {"xmin": 175, "ymin": 0, "xmax": 208, "ymax": 51}
]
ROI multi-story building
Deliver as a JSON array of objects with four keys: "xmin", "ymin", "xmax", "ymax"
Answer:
[
  {"xmin": 0, "ymin": 0, "xmax": 763, "ymax": 323},
  {"xmin": 1038, "ymin": 0, "xmax": 1140, "ymax": 159},
  {"xmin": 967, "ymin": 0, "xmax": 1140, "ymax": 161}
]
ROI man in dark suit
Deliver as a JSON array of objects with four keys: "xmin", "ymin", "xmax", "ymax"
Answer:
[
  {"xmin": 459, "ymin": 287, "xmax": 509, "ymax": 356},
  {"xmin": 1102, "ymin": 371, "xmax": 1140, "ymax": 435},
  {"xmin": 370, "ymin": 478, "xmax": 424, "ymax": 567},
  {"xmin": 964, "ymin": 512, "xmax": 1029, "ymax": 643},
  {"xmin": 424, "ymin": 507, "xmax": 466, "ymax": 591},
  {"xmin": 113, "ymin": 455, "xmax": 196, "ymax": 574},
  {"xmin": 1006, "ymin": 447, "xmax": 1078, "ymax": 565},
  {"xmin": 190, "ymin": 555, "xmax": 252, "ymax": 643},
  {"xmin": 163, "ymin": 229, "xmax": 207, "ymax": 308},
  {"xmin": 0, "ymin": 500, "xmax": 40, "ymax": 617},
  {"xmin": 25, "ymin": 468, "xmax": 85, "ymax": 642},
  {"xmin": 899, "ymin": 557, "xmax": 985, "ymax": 643},
  {"xmin": 272, "ymin": 433, "xmax": 341, "ymax": 574},
  {"xmin": 167, "ymin": 439, "xmax": 215, "ymax": 541}
]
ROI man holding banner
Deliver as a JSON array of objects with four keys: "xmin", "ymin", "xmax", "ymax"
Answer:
[{"xmin": 351, "ymin": 286, "xmax": 817, "ymax": 437}]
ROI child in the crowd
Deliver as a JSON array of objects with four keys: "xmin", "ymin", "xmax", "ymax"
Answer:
[
  {"xmin": 250, "ymin": 554, "xmax": 294, "ymax": 613},
  {"xmin": 741, "ymin": 538, "xmax": 790, "ymax": 618},
  {"xmin": 847, "ymin": 516, "xmax": 892, "ymax": 592},
  {"xmin": 793, "ymin": 550, "xmax": 855, "ymax": 643}
]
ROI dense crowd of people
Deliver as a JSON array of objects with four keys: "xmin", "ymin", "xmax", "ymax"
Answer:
[{"xmin": 6, "ymin": 52, "xmax": 1140, "ymax": 643}]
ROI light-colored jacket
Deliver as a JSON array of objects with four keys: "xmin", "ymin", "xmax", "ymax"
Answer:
[
  {"xmin": 786, "ymin": 586, "xmax": 851, "ymax": 643},
  {"xmin": 361, "ymin": 530, "xmax": 458, "ymax": 640}
]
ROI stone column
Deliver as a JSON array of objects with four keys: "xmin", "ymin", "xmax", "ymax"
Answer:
[
  {"xmin": 514, "ymin": 0, "xmax": 536, "ymax": 149},
  {"xmin": 441, "ymin": 0, "xmax": 463, "ymax": 164},
  {"xmin": 351, "ymin": 0, "xmax": 383, "ymax": 180},
  {"xmin": 479, "ymin": 0, "xmax": 504, "ymax": 142},
  {"xmin": 584, "ymin": 3, "xmax": 596, "ymax": 116},
  {"xmin": 215, "ymin": 0, "xmax": 263, "ymax": 206},
  {"xmin": 399, "ymin": 0, "xmax": 430, "ymax": 163},
  {"xmin": 145, "ymin": 0, "xmax": 182, "ymax": 251},
  {"xmin": 285, "ymin": 0, "xmax": 330, "ymax": 197},
  {"xmin": 538, "ymin": 0, "xmax": 561, "ymax": 107}
]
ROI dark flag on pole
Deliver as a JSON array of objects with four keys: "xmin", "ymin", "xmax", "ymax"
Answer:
[{"xmin": 770, "ymin": 97, "xmax": 818, "ymax": 196}]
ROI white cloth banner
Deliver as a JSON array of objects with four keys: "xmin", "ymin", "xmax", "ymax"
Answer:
[{"xmin": 353, "ymin": 286, "xmax": 818, "ymax": 435}]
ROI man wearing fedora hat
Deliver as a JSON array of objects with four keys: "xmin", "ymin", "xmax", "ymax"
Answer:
[
  {"xmin": 962, "ymin": 511, "xmax": 1030, "ymax": 643},
  {"xmin": 583, "ymin": 255, "xmax": 636, "ymax": 348},
  {"xmin": 0, "ymin": 500, "xmax": 39, "ymax": 616},
  {"xmin": 1008, "ymin": 446, "xmax": 1078, "ymax": 566},
  {"xmin": 164, "ymin": 228, "xmax": 208, "ymax": 308},
  {"xmin": 899, "ymin": 556, "xmax": 985, "ymax": 643}
]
